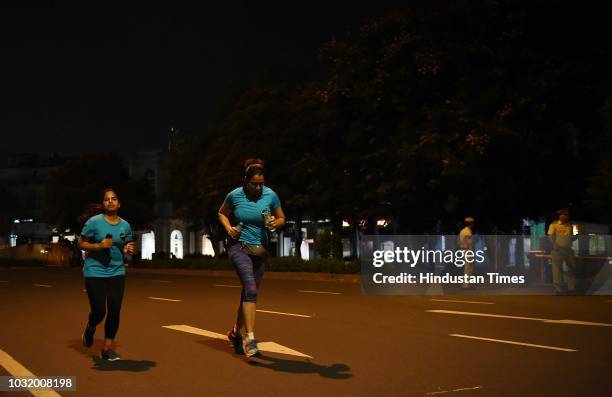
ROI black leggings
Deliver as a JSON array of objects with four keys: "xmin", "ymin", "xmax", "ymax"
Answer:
[{"xmin": 84, "ymin": 276, "xmax": 125, "ymax": 340}]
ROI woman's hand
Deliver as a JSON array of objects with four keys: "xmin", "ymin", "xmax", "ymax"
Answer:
[
  {"xmin": 266, "ymin": 216, "xmax": 278, "ymax": 229},
  {"xmin": 123, "ymin": 242, "xmax": 135, "ymax": 255},
  {"xmin": 99, "ymin": 238, "xmax": 113, "ymax": 249},
  {"xmin": 227, "ymin": 226, "xmax": 241, "ymax": 240}
]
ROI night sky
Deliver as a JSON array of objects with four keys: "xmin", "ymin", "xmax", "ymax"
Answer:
[{"xmin": 1, "ymin": 2, "xmax": 403, "ymax": 155}]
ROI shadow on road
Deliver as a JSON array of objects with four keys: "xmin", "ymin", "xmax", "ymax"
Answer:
[
  {"xmin": 197, "ymin": 339, "xmax": 352, "ymax": 379},
  {"xmin": 68, "ymin": 339, "xmax": 156, "ymax": 372},
  {"xmin": 90, "ymin": 356, "xmax": 156, "ymax": 372},
  {"xmin": 248, "ymin": 355, "xmax": 352, "ymax": 379}
]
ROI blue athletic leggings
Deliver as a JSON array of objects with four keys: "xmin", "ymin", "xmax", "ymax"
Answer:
[{"xmin": 228, "ymin": 244, "xmax": 266, "ymax": 303}]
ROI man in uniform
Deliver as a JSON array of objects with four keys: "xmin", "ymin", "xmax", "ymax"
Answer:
[{"xmin": 547, "ymin": 208, "xmax": 578, "ymax": 295}]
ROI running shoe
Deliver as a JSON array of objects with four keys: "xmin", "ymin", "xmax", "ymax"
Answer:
[
  {"xmin": 82, "ymin": 323, "xmax": 95, "ymax": 348},
  {"xmin": 242, "ymin": 338, "xmax": 259, "ymax": 357},
  {"xmin": 101, "ymin": 348, "xmax": 121, "ymax": 361},
  {"xmin": 227, "ymin": 329, "xmax": 244, "ymax": 354}
]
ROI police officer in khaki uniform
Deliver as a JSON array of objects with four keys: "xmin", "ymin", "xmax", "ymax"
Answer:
[{"xmin": 547, "ymin": 208, "xmax": 578, "ymax": 295}]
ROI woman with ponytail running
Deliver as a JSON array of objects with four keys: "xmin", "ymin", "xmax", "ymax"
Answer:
[{"xmin": 219, "ymin": 159, "xmax": 285, "ymax": 357}]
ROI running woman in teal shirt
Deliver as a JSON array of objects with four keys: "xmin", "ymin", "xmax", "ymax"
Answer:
[
  {"xmin": 78, "ymin": 188, "xmax": 135, "ymax": 361},
  {"xmin": 219, "ymin": 159, "xmax": 286, "ymax": 357}
]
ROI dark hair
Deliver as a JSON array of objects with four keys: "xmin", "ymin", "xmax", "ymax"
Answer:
[
  {"xmin": 77, "ymin": 188, "xmax": 119, "ymax": 226},
  {"xmin": 244, "ymin": 158, "xmax": 265, "ymax": 179},
  {"xmin": 244, "ymin": 158, "xmax": 265, "ymax": 170},
  {"xmin": 78, "ymin": 203, "xmax": 103, "ymax": 226},
  {"xmin": 101, "ymin": 187, "xmax": 117, "ymax": 201}
]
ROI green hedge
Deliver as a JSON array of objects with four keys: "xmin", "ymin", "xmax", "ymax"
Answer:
[
  {"xmin": 136, "ymin": 256, "xmax": 360, "ymax": 274},
  {"xmin": 0, "ymin": 258, "xmax": 48, "ymax": 267}
]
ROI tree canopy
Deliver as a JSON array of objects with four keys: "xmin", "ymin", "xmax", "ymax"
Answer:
[{"xmin": 168, "ymin": 1, "xmax": 612, "ymax": 234}]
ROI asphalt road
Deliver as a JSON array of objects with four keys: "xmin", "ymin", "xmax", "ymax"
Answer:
[{"xmin": 0, "ymin": 267, "xmax": 611, "ymax": 397}]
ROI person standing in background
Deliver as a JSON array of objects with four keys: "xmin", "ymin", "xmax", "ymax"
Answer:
[
  {"xmin": 459, "ymin": 217, "xmax": 475, "ymax": 289},
  {"xmin": 548, "ymin": 208, "xmax": 578, "ymax": 295}
]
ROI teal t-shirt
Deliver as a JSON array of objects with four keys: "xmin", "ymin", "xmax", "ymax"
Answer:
[
  {"xmin": 224, "ymin": 186, "xmax": 281, "ymax": 245},
  {"xmin": 80, "ymin": 214, "xmax": 132, "ymax": 277}
]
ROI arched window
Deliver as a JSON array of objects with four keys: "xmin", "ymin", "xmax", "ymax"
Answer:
[
  {"xmin": 201, "ymin": 234, "xmax": 215, "ymax": 257},
  {"xmin": 141, "ymin": 231, "xmax": 155, "ymax": 260},
  {"xmin": 170, "ymin": 230, "xmax": 183, "ymax": 259}
]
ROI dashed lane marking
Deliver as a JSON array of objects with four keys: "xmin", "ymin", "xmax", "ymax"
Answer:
[
  {"xmin": 298, "ymin": 290, "xmax": 341, "ymax": 295},
  {"xmin": 257, "ymin": 309, "xmax": 312, "ymax": 318},
  {"xmin": 430, "ymin": 299, "xmax": 493, "ymax": 305},
  {"xmin": 450, "ymin": 334, "xmax": 577, "ymax": 352},
  {"xmin": 427, "ymin": 309, "xmax": 612, "ymax": 327},
  {"xmin": 148, "ymin": 297, "xmax": 181, "ymax": 302}
]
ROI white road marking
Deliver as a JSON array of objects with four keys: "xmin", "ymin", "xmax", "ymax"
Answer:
[
  {"xmin": 148, "ymin": 297, "xmax": 181, "ymax": 302},
  {"xmin": 450, "ymin": 334, "xmax": 577, "ymax": 352},
  {"xmin": 257, "ymin": 342, "xmax": 312, "ymax": 358},
  {"xmin": 428, "ymin": 309, "xmax": 612, "ymax": 327},
  {"xmin": 151, "ymin": 280, "xmax": 171, "ymax": 283},
  {"xmin": 213, "ymin": 284, "xmax": 241, "ymax": 288},
  {"xmin": 429, "ymin": 309, "xmax": 547, "ymax": 321},
  {"xmin": 452, "ymin": 386, "xmax": 484, "ymax": 392},
  {"xmin": 257, "ymin": 309, "xmax": 312, "ymax": 318},
  {"xmin": 32, "ymin": 284, "xmax": 51, "ymax": 288},
  {"xmin": 0, "ymin": 347, "xmax": 63, "ymax": 397},
  {"xmin": 426, "ymin": 386, "xmax": 484, "ymax": 395},
  {"xmin": 298, "ymin": 290, "xmax": 341, "ymax": 295},
  {"xmin": 544, "ymin": 319, "xmax": 612, "ymax": 326},
  {"xmin": 430, "ymin": 299, "xmax": 494, "ymax": 305},
  {"xmin": 163, "ymin": 325, "xmax": 225, "ymax": 339},
  {"xmin": 162, "ymin": 325, "xmax": 312, "ymax": 358}
]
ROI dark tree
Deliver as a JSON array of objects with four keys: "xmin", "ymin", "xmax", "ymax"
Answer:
[
  {"xmin": 168, "ymin": 1, "xmax": 612, "ymax": 235},
  {"xmin": 45, "ymin": 153, "xmax": 156, "ymax": 231}
]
